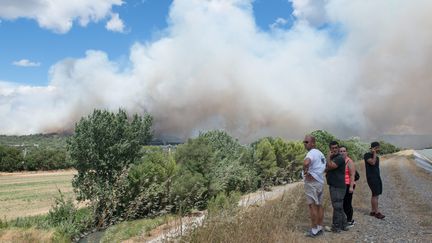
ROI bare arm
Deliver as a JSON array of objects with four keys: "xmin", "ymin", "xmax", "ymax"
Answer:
[
  {"xmin": 326, "ymin": 153, "xmax": 338, "ymax": 170},
  {"xmin": 303, "ymin": 158, "xmax": 313, "ymax": 180},
  {"xmin": 348, "ymin": 159, "xmax": 355, "ymax": 192},
  {"xmin": 303, "ymin": 158, "xmax": 311, "ymax": 174}
]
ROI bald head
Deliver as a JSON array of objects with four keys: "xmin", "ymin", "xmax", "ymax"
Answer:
[{"xmin": 303, "ymin": 134, "xmax": 316, "ymax": 151}]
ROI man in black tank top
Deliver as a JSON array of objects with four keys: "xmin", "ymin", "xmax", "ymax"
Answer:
[{"xmin": 364, "ymin": 141, "xmax": 385, "ymax": 219}]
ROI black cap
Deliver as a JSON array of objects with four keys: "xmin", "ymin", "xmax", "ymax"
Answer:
[{"xmin": 371, "ymin": 141, "xmax": 380, "ymax": 148}]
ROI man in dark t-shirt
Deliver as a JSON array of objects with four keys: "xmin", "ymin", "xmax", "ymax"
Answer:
[
  {"xmin": 326, "ymin": 141, "xmax": 348, "ymax": 232},
  {"xmin": 364, "ymin": 141, "xmax": 385, "ymax": 219}
]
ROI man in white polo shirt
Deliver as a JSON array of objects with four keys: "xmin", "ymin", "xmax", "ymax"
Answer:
[{"xmin": 303, "ymin": 134, "xmax": 326, "ymax": 237}]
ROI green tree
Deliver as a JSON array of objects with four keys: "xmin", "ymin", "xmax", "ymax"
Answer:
[
  {"xmin": 0, "ymin": 145, "xmax": 23, "ymax": 171},
  {"xmin": 173, "ymin": 136, "xmax": 215, "ymax": 211},
  {"xmin": 253, "ymin": 138, "xmax": 277, "ymax": 188},
  {"xmin": 208, "ymin": 157, "xmax": 258, "ymax": 194},
  {"xmin": 267, "ymin": 138, "xmax": 306, "ymax": 184},
  {"xmin": 67, "ymin": 109, "xmax": 153, "ymax": 227},
  {"xmin": 173, "ymin": 131, "xmax": 258, "ymax": 211},
  {"xmin": 199, "ymin": 130, "xmax": 243, "ymax": 160},
  {"xmin": 126, "ymin": 147, "xmax": 177, "ymax": 218},
  {"xmin": 340, "ymin": 138, "xmax": 368, "ymax": 161},
  {"xmin": 311, "ymin": 130, "xmax": 338, "ymax": 155},
  {"xmin": 271, "ymin": 138, "xmax": 290, "ymax": 168},
  {"xmin": 378, "ymin": 140, "xmax": 400, "ymax": 154},
  {"xmin": 24, "ymin": 148, "xmax": 70, "ymax": 170},
  {"xmin": 171, "ymin": 169, "xmax": 209, "ymax": 212},
  {"xmin": 175, "ymin": 136, "xmax": 214, "ymax": 177},
  {"xmin": 199, "ymin": 131, "xmax": 258, "ymax": 194}
]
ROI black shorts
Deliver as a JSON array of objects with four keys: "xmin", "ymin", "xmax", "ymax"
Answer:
[{"xmin": 367, "ymin": 177, "xmax": 382, "ymax": 196}]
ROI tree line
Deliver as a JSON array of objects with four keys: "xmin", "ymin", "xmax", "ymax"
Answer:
[{"xmin": 0, "ymin": 146, "xmax": 72, "ymax": 171}]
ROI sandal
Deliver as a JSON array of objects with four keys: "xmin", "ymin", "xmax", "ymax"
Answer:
[{"xmin": 375, "ymin": 212, "xmax": 385, "ymax": 219}]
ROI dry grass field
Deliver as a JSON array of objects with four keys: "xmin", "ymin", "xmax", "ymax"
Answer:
[{"xmin": 0, "ymin": 170, "xmax": 75, "ymax": 220}]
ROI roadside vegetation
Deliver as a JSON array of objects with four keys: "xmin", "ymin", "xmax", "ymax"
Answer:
[
  {"xmin": 0, "ymin": 192, "xmax": 93, "ymax": 242},
  {"xmin": 0, "ymin": 109, "xmax": 400, "ymax": 242}
]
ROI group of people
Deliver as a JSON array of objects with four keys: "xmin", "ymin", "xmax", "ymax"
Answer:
[{"xmin": 302, "ymin": 135, "xmax": 385, "ymax": 237}]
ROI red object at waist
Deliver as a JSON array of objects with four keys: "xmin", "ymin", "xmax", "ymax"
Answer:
[{"xmin": 345, "ymin": 157, "xmax": 352, "ymax": 185}]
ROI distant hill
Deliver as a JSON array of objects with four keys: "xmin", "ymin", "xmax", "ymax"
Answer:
[
  {"xmin": 0, "ymin": 133, "xmax": 184, "ymax": 149},
  {"xmin": 0, "ymin": 133, "xmax": 69, "ymax": 149},
  {"xmin": 378, "ymin": 134, "xmax": 432, "ymax": 149}
]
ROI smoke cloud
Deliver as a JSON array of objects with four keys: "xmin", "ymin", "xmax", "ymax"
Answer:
[{"xmin": 1, "ymin": 0, "xmax": 432, "ymax": 141}]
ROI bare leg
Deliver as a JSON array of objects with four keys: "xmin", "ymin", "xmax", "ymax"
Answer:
[
  {"xmin": 317, "ymin": 205, "xmax": 324, "ymax": 226},
  {"xmin": 308, "ymin": 204, "xmax": 318, "ymax": 228},
  {"xmin": 371, "ymin": 196, "xmax": 378, "ymax": 213}
]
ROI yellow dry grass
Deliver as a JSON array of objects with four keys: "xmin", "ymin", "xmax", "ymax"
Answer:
[
  {"xmin": 181, "ymin": 184, "xmax": 343, "ymax": 243},
  {"xmin": 0, "ymin": 228, "xmax": 56, "ymax": 243},
  {"xmin": 0, "ymin": 170, "xmax": 76, "ymax": 220}
]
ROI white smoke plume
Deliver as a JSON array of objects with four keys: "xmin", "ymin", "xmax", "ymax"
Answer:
[{"xmin": 1, "ymin": 0, "xmax": 432, "ymax": 142}]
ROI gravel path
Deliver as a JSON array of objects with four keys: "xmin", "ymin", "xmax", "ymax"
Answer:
[
  {"xmin": 396, "ymin": 155, "xmax": 432, "ymax": 209},
  {"xmin": 320, "ymin": 153, "xmax": 432, "ymax": 242}
]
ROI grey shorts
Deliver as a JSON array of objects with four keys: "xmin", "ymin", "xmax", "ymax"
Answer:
[{"xmin": 304, "ymin": 180, "xmax": 324, "ymax": 205}]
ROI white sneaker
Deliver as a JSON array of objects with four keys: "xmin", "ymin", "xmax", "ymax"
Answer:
[{"xmin": 347, "ymin": 220, "xmax": 356, "ymax": 228}]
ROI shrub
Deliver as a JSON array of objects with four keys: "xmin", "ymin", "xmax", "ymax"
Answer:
[
  {"xmin": 207, "ymin": 191, "xmax": 241, "ymax": 218},
  {"xmin": 378, "ymin": 140, "xmax": 400, "ymax": 154},
  {"xmin": 172, "ymin": 131, "xmax": 259, "ymax": 212},
  {"xmin": 171, "ymin": 170, "xmax": 209, "ymax": 213},
  {"xmin": 124, "ymin": 148, "xmax": 177, "ymax": 219},
  {"xmin": 209, "ymin": 157, "xmax": 258, "ymax": 194},
  {"xmin": 48, "ymin": 190, "xmax": 93, "ymax": 241}
]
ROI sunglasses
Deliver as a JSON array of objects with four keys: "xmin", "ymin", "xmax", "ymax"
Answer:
[{"xmin": 303, "ymin": 141, "xmax": 309, "ymax": 144}]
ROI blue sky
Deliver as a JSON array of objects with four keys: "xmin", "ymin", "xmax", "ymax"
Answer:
[{"xmin": 0, "ymin": 0, "xmax": 294, "ymax": 86}]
